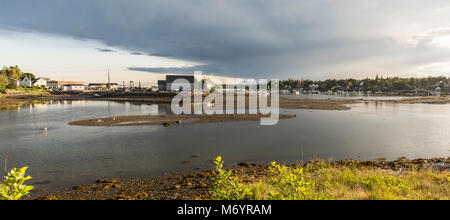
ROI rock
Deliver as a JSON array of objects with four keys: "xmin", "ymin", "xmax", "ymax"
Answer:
[
  {"xmin": 181, "ymin": 160, "xmax": 192, "ymax": 164},
  {"xmin": 112, "ymin": 195, "xmax": 133, "ymax": 200},
  {"xmin": 134, "ymin": 192, "xmax": 149, "ymax": 199},
  {"xmin": 422, "ymin": 162, "xmax": 450, "ymax": 171},
  {"xmin": 96, "ymin": 178, "xmax": 119, "ymax": 184},
  {"xmin": 103, "ymin": 184, "xmax": 121, "ymax": 190},
  {"xmin": 238, "ymin": 162, "xmax": 258, "ymax": 168},
  {"xmin": 191, "ymin": 154, "xmax": 201, "ymax": 158},
  {"xmin": 374, "ymin": 157, "xmax": 387, "ymax": 161},
  {"xmin": 73, "ymin": 185, "xmax": 88, "ymax": 190},
  {"xmin": 35, "ymin": 196, "xmax": 59, "ymax": 200},
  {"xmin": 176, "ymin": 120, "xmax": 182, "ymax": 124},
  {"xmin": 397, "ymin": 157, "xmax": 408, "ymax": 161}
]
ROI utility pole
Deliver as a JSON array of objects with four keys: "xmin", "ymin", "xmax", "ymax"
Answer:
[{"xmin": 107, "ymin": 69, "xmax": 111, "ymax": 89}]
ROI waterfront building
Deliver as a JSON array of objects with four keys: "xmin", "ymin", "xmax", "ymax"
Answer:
[
  {"xmin": 21, "ymin": 76, "xmax": 32, "ymax": 87},
  {"xmin": 32, "ymin": 78, "xmax": 48, "ymax": 87},
  {"xmin": 48, "ymin": 81, "xmax": 85, "ymax": 90},
  {"xmin": 88, "ymin": 83, "xmax": 119, "ymax": 90},
  {"xmin": 61, "ymin": 84, "xmax": 85, "ymax": 92}
]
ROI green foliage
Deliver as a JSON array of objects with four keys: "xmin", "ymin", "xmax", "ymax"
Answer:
[
  {"xmin": 209, "ymin": 156, "xmax": 252, "ymax": 200},
  {"xmin": 0, "ymin": 74, "xmax": 8, "ymax": 91},
  {"xmin": 22, "ymin": 73, "xmax": 36, "ymax": 81},
  {"xmin": 336, "ymin": 167, "xmax": 412, "ymax": 200},
  {"xmin": 0, "ymin": 167, "xmax": 34, "ymax": 200},
  {"xmin": 343, "ymin": 170, "xmax": 411, "ymax": 200},
  {"xmin": 267, "ymin": 162, "xmax": 314, "ymax": 200},
  {"xmin": 1, "ymin": 66, "xmax": 26, "ymax": 90},
  {"xmin": 0, "ymin": 65, "xmax": 24, "ymax": 80},
  {"xmin": 267, "ymin": 161, "xmax": 333, "ymax": 200},
  {"xmin": 209, "ymin": 157, "xmax": 446, "ymax": 200},
  {"xmin": 362, "ymin": 175, "xmax": 411, "ymax": 200},
  {"xmin": 281, "ymin": 76, "xmax": 450, "ymax": 92}
]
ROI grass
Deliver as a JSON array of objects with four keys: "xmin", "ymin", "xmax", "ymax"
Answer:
[
  {"xmin": 210, "ymin": 158, "xmax": 449, "ymax": 200},
  {"xmin": 245, "ymin": 162, "xmax": 449, "ymax": 200},
  {"xmin": 0, "ymin": 87, "xmax": 49, "ymax": 111},
  {"xmin": 3, "ymin": 87, "xmax": 50, "ymax": 95},
  {"xmin": 0, "ymin": 100, "xmax": 46, "ymax": 111}
]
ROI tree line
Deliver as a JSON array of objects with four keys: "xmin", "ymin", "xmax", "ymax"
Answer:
[
  {"xmin": 0, "ymin": 66, "xmax": 36, "ymax": 91},
  {"xmin": 280, "ymin": 75, "xmax": 450, "ymax": 93}
]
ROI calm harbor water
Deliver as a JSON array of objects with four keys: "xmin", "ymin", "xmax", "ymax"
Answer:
[{"xmin": 0, "ymin": 98, "xmax": 449, "ymax": 192}]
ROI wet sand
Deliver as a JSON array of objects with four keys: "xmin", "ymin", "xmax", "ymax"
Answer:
[
  {"xmin": 393, "ymin": 96, "xmax": 450, "ymax": 104},
  {"xmin": 279, "ymin": 98, "xmax": 356, "ymax": 110},
  {"xmin": 69, "ymin": 114, "xmax": 296, "ymax": 127}
]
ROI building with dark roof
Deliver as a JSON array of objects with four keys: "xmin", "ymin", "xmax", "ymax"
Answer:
[{"xmin": 158, "ymin": 75, "xmax": 195, "ymax": 91}]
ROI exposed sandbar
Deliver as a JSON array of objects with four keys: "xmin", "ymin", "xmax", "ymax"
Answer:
[{"xmin": 69, "ymin": 114, "xmax": 296, "ymax": 127}]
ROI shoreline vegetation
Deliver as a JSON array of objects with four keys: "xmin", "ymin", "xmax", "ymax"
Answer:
[
  {"xmin": 0, "ymin": 88, "xmax": 49, "ymax": 111},
  {"xmin": 279, "ymin": 76, "xmax": 450, "ymax": 95},
  {"xmin": 30, "ymin": 157, "xmax": 449, "ymax": 200}
]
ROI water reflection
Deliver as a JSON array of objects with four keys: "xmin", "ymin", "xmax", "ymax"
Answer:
[{"xmin": 0, "ymin": 100, "xmax": 449, "ymax": 192}]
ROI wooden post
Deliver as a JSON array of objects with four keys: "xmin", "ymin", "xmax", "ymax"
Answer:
[{"xmin": 4, "ymin": 152, "xmax": 8, "ymax": 177}]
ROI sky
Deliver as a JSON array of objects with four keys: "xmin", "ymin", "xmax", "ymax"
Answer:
[{"xmin": 1, "ymin": 0, "xmax": 450, "ymax": 84}]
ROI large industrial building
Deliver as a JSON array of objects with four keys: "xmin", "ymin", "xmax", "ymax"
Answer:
[{"xmin": 158, "ymin": 75, "xmax": 195, "ymax": 91}]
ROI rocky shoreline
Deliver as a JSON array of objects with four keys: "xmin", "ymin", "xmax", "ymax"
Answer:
[{"xmin": 29, "ymin": 157, "xmax": 449, "ymax": 200}]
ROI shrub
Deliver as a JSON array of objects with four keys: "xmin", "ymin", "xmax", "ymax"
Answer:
[
  {"xmin": 0, "ymin": 167, "xmax": 34, "ymax": 200},
  {"xmin": 209, "ymin": 157, "xmax": 443, "ymax": 200},
  {"xmin": 267, "ymin": 161, "xmax": 321, "ymax": 200},
  {"xmin": 336, "ymin": 167, "xmax": 411, "ymax": 200},
  {"xmin": 209, "ymin": 156, "xmax": 252, "ymax": 200},
  {"xmin": 360, "ymin": 175, "xmax": 411, "ymax": 200}
]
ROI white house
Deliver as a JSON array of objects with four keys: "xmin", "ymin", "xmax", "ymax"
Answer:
[
  {"xmin": 33, "ymin": 78, "xmax": 48, "ymax": 87},
  {"xmin": 21, "ymin": 76, "xmax": 32, "ymax": 87},
  {"xmin": 309, "ymin": 84, "xmax": 319, "ymax": 91}
]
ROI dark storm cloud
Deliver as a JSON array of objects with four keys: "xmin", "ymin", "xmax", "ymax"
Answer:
[
  {"xmin": 128, "ymin": 64, "xmax": 225, "ymax": 75},
  {"xmin": 96, "ymin": 48, "xmax": 116, "ymax": 53},
  {"xmin": 2, "ymin": 0, "xmax": 450, "ymax": 78},
  {"xmin": 130, "ymin": 52, "xmax": 144, "ymax": 55}
]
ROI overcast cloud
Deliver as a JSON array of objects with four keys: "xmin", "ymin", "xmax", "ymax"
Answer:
[{"xmin": 2, "ymin": 0, "xmax": 450, "ymax": 79}]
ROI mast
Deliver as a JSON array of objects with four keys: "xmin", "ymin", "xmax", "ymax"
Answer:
[{"xmin": 107, "ymin": 69, "xmax": 111, "ymax": 88}]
